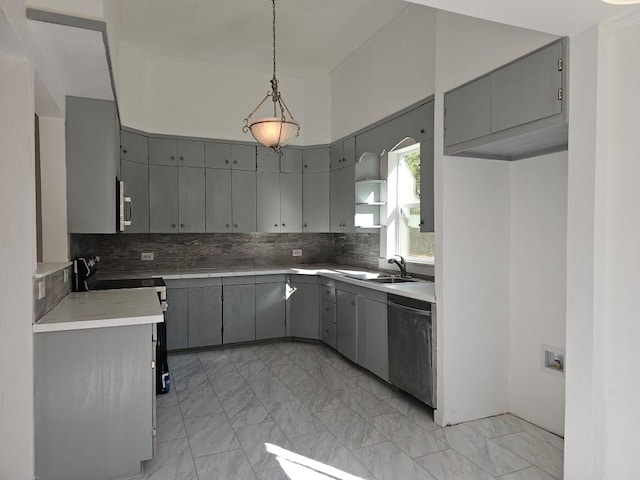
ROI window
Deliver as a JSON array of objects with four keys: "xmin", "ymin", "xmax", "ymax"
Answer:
[{"xmin": 387, "ymin": 142, "xmax": 435, "ymax": 264}]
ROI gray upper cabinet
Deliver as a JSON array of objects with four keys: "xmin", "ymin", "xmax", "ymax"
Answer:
[
  {"xmin": 149, "ymin": 165, "xmax": 179, "ymax": 233},
  {"xmin": 230, "ymin": 144, "xmax": 256, "ymax": 171},
  {"xmin": 66, "ymin": 97, "xmax": 118, "ymax": 234},
  {"xmin": 256, "ymin": 276, "xmax": 286, "ymax": 340},
  {"xmin": 330, "ymin": 142, "xmax": 343, "ymax": 171},
  {"xmin": 444, "ymin": 75, "xmax": 492, "ymax": 148},
  {"xmin": 288, "ymin": 276, "xmax": 320, "ymax": 339},
  {"xmin": 280, "ymin": 148, "xmax": 303, "ymax": 173},
  {"xmin": 178, "ymin": 167, "xmax": 206, "ymax": 232},
  {"xmin": 280, "ymin": 173, "xmax": 302, "ymax": 233},
  {"xmin": 257, "ymin": 172, "xmax": 281, "ymax": 233},
  {"xmin": 302, "ymin": 147, "xmax": 330, "ymax": 173},
  {"xmin": 120, "ymin": 130, "xmax": 148, "ymax": 164},
  {"xmin": 357, "ymin": 296, "xmax": 389, "ymax": 382},
  {"xmin": 257, "ymin": 147, "xmax": 281, "ymax": 172},
  {"xmin": 420, "ymin": 138, "xmax": 435, "ymax": 233},
  {"xmin": 331, "ymin": 137, "xmax": 356, "ymax": 171},
  {"xmin": 167, "ymin": 287, "xmax": 188, "ymax": 350},
  {"xmin": 490, "ymin": 40, "xmax": 562, "ymax": 133},
  {"xmin": 336, "ymin": 289, "xmax": 357, "ymax": 363},
  {"xmin": 188, "ymin": 285, "xmax": 222, "ymax": 348},
  {"xmin": 120, "ymin": 159, "xmax": 149, "ymax": 233},
  {"xmin": 416, "ymin": 101, "xmax": 435, "ymax": 142},
  {"xmin": 149, "ymin": 138, "xmax": 178, "ymax": 166},
  {"xmin": 444, "ymin": 38, "xmax": 567, "ymax": 160},
  {"xmin": 177, "ymin": 139, "xmax": 205, "ymax": 168},
  {"xmin": 232, "ymin": 170, "xmax": 257, "ymax": 233},
  {"xmin": 206, "ymin": 169, "xmax": 232, "ymax": 232},
  {"xmin": 330, "ymin": 166, "xmax": 355, "ymax": 233},
  {"xmin": 205, "ymin": 142, "xmax": 232, "ymax": 169},
  {"xmin": 303, "ymin": 173, "xmax": 330, "ymax": 232},
  {"xmin": 223, "ymin": 280, "xmax": 256, "ymax": 344}
]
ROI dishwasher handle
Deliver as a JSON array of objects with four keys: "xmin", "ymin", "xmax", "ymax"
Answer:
[{"xmin": 388, "ymin": 300, "xmax": 431, "ymax": 317}]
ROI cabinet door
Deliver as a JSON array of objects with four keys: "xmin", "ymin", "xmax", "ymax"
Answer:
[
  {"xmin": 330, "ymin": 142, "xmax": 343, "ymax": 171},
  {"xmin": 288, "ymin": 281, "xmax": 320, "ymax": 339},
  {"xmin": 280, "ymin": 173, "xmax": 302, "ymax": 233},
  {"xmin": 206, "ymin": 169, "xmax": 232, "ymax": 232},
  {"xmin": 230, "ymin": 144, "xmax": 256, "ymax": 171},
  {"xmin": 188, "ymin": 286, "xmax": 222, "ymax": 348},
  {"xmin": 120, "ymin": 159, "xmax": 149, "ymax": 233},
  {"xmin": 320, "ymin": 299, "xmax": 336, "ymax": 348},
  {"xmin": 149, "ymin": 138, "xmax": 178, "ymax": 166},
  {"xmin": 167, "ymin": 288, "xmax": 188, "ymax": 350},
  {"xmin": 281, "ymin": 148, "xmax": 303, "ymax": 173},
  {"xmin": 302, "ymin": 147, "xmax": 330, "ymax": 173},
  {"xmin": 205, "ymin": 142, "xmax": 231, "ymax": 169},
  {"xmin": 231, "ymin": 170, "xmax": 257, "ymax": 233},
  {"xmin": 340, "ymin": 165, "xmax": 356, "ymax": 232},
  {"xmin": 330, "ymin": 169, "xmax": 343, "ymax": 232},
  {"xmin": 417, "ymin": 101, "xmax": 435, "ymax": 142},
  {"xmin": 178, "ymin": 167, "xmax": 206, "ymax": 232},
  {"xmin": 120, "ymin": 130, "xmax": 148, "ymax": 164},
  {"xmin": 336, "ymin": 290, "xmax": 357, "ymax": 363},
  {"xmin": 302, "ymin": 173, "xmax": 329, "ymax": 232},
  {"xmin": 444, "ymin": 75, "xmax": 491, "ymax": 148},
  {"xmin": 256, "ymin": 282, "xmax": 286, "ymax": 340},
  {"xmin": 359, "ymin": 297, "xmax": 389, "ymax": 382},
  {"xmin": 257, "ymin": 147, "xmax": 281, "ymax": 172},
  {"xmin": 341, "ymin": 137, "xmax": 356, "ymax": 168},
  {"xmin": 257, "ymin": 172, "xmax": 281, "ymax": 233},
  {"xmin": 223, "ymin": 284, "xmax": 256, "ymax": 344},
  {"xmin": 356, "ymin": 123, "xmax": 387, "ymax": 159},
  {"xmin": 419, "ymin": 138, "xmax": 435, "ymax": 233},
  {"xmin": 149, "ymin": 165, "xmax": 179, "ymax": 233},
  {"xmin": 177, "ymin": 140, "xmax": 205, "ymax": 168},
  {"xmin": 491, "ymin": 41, "xmax": 563, "ymax": 133},
  {"xmin": 66, "ymin": 97, "xmax": 117, "ymax": 234}
]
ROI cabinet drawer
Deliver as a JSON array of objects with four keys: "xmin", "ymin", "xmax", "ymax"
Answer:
[
  {"xmin": 321, "ymin": 299, "xmax": 336, "ymax": 324},
  {"xmin": 321, "ymin": 285, "xmax": 336, "ymax": 303},
  {"xmin": 222, "ymin": 275, "xmax": 256, "ymax": 286},
  {"xmin": 321, "ymin": 314, "xmax": 336, "ymax": 349},
  {"xmin": 255, "ymin": 274, "xmax": 287, "ymax": 284},
  {"xmin": 186, "ymin": 277, "xmax": 222, "ymax": 288}
]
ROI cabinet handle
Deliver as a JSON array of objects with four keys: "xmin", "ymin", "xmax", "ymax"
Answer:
[
  {"xmin": 171, "ymin": 156, "xmax": 175, "ymax": 161},
  {"xmin": 419, "ymin": 220, "xmax": 425, "ymax": 225},
  {"xmin": 180, "ymin": 156, "xmax": 184, "ymax": 161},
  {"xmin": 303, "ymin": 223, "xmax": 307, "ymax": 228},
  {"xmin": 351, "ymin": 301, "xmax": 355, "ymax": 306},
  {"xmin": 282, "ymin": 223, "xmax": 285, "ymax": 227},
  {"xmin": 226, "ymin": 223, "xmax": 230, "ymax": 228},
  {"xmin": 233, "ymin": 160, "xmax": 238, "ymax": 164},
  {"xmin": 304, "ymin": 164, "xmax": 308, "ymax": 168},
  {"xmin": 225, "ymin": 159, "xmax": 230, "ymax": 164},
  {"xmin": 420, "ymin": 128, "xmax": 425, "ymax": 134},
  {"xmin": 171, "ymin": 224, "xmax": 176, "ymax": 228},
  {"xmin": 234, "ymin": 224, "xmax": 238, "ymax": 228},
  {"xmin": 123, "ymin": 149, "xmax": 128, "ymax": 154},
  {"xmin": 275, "ymin": 224, "xmax": 279, "ymax": 227},
  {"xmin": 180, "ymin": 224, "xmax": 185, "ymax": 228},
  {"xmin": 326, "ymin": 290, "xmax": 330, "ymax": 294}
]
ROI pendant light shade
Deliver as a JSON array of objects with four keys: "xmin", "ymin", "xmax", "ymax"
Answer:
[
  {"xmin": 243, "ymin": 0, "xmax": 299, "ymax": 154},
  {"xmin": 601, "ymin": 0, "xmax": 640, "ymax": 3}
]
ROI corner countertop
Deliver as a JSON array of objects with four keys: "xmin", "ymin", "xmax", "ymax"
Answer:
[
  {"xmin": 98, "ymin": 264, "xmax": 436, "ymax": 303},
  {"xmin": 33, "ymin": 288, "xmax": 164, "ymax": 333}
]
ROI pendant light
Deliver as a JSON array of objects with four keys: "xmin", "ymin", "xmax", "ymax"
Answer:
[{"xmin": 243, "ymin": 0, "xmax": 300, "ymax": 154}]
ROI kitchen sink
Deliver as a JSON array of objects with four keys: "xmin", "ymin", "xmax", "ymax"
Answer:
[{"xmin": 365, "ymin": 276, "xmax": 418, "ymax": 284}]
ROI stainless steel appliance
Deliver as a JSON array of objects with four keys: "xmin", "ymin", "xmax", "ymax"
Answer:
[
  {"xmin": 388, "ymin": 294, "xmax": 435, "ymax": 407},
  {"xmin": 117, "ymin": 179, "xmax": 133, "ymax": 232},
  {"xmin": 72, "ymin": 257, "xmax": 170, "ymax": 395}
]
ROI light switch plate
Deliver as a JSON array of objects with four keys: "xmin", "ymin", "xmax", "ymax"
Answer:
[
  {"xmin": 292, "ymin": 249, "xmax": 302, "ymax": 257},
  {"xmin": 38, "ymin": 280, "xmax": 46, "ymax": 299},
  {"xmin": 141, "ymin": 252, "xmax": 155, "ymax": 261},
  {"xmin": 63, "ymin": 269, "xmax": 69, "ymax": 284}
]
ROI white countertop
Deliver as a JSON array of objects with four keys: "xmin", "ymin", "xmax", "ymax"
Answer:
[
  {"xmin": 34, "ymin": 288, "xmax": 164, "ymax": 333},
  {"xmin": 34, "ymin": 262, "xmax": 72, "ymax": 279},
  {"xmin": 99, "ymin": 265, "xmax": 436, "ymax": 303}
]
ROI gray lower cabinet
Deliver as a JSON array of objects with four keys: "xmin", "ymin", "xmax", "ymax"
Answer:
[
  {"xmin": 149, "ymin": 165, "xmax": 179, "ymax": 233},
  {"xmin": 167, "ymin": 286, "xmax": 188, "ymax": 350},
  {"xmin": 66, "ymin": 96, "xmax": 118, "ymax": 233},
  {"xmin": 280, "ymin": 173, "xmax": 302, "ymax": 232},
  {"xmin": 178, "ymin": 166, "xmax": 206, "ymax": 232},
  {"xmin": 188, "ymin": 286, "xmax": 222, "ymax": 348},
  {"xmin": 35, "ymin": 325, "xmax": 155, "ymax": 480},
  {"xmin": 336, "ymin": 289, "xmax": 357, "ymax": 363},
  {"xmin": 357, "ymin": 296, "xmax": 389, "ymax": 382},
  {"xmin": 320, "ymin": 299, "xmax": 336, "ymax": 348},
  {"xmin": 120, "ymin": 159, "xmax": 149, "ymax": 233},
  {"xmin": 223, "ymin": 279, "xmax": 256, "ymax": 343},
  {"xmin": 287, "ymin": 275, "xmax": 320, "ymax": 339},
  {"xmin": 257, "ymin": 172, "xmax": 281, "ymax": 233},
  {"xmin": 232, "ymin": 170, "xmax": 257, "ymax": 233},
  {"xmin": 206, "ymin": 168, "xmax": 233, "ymax": 232},
  {"xmin": 256, "ymin": 276, "xmax": 286, "ymax": 340},
  {"xmin": 419, "ymin": 138, "xmax": 435, "ymax": 233},
  {"xmin": 303, "ymin": 173, "xmax": 330, "ymax": 232}
]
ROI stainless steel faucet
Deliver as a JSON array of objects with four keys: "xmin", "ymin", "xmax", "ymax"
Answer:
[{"xmin": 387, "ymin": 255, "xmax": 407, "ymax": 277}]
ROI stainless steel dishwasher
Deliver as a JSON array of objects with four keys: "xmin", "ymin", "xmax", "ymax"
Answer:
[{"xmin": 388, "ymin": 294, "xmax": 434, "ymax": 407}]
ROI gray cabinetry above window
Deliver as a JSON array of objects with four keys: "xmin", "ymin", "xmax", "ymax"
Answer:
[
  {"xmin": 444, "ymin": 38, "xmax": 567, "ymax": 160},
  {"xmin": 420, "ymin": 138, "xmax": 435, "ymax": 233}
]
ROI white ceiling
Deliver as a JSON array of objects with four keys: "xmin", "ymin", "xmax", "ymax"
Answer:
[
  {"xmin": 115, "ymin": 0, "xmax": 410, "ymax": 78},
  {"xmin": 29, "ymin": 20, "xmax": 114, "ymax": 100}
]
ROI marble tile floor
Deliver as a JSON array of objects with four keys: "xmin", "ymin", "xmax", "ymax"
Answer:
[{"xmin": 143, "ymin": 341, "xmax": 564, "ymax": 480}]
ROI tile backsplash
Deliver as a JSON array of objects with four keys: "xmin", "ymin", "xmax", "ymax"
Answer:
[{"xmin": 70, "ymin": 232, "xmax": 381, "ymax": 273}]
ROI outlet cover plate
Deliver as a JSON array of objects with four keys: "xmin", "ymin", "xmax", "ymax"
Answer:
[
  {"xmin": 38, "ymin": 281, "xmax": 46, "ymax": 299},
  {"xmin": 141, "ymin": 252, "xmax": 155, "ymax": 261},
  {"xmin": 292, "ymin": 249, "xmax": 302, "ymax": 257}
]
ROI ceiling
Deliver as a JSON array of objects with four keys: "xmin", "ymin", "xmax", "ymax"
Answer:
[{"xmin": 115, "ymin": 0, "xmax": 410, "ymax": 78}]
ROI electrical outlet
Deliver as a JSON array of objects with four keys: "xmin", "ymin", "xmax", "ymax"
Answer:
[
  {"xmin": 63, "ymin": 269, "xmax": 69, "ymax": 284},
  {"xmin": 541, "ymin": 344, "xmax": 565, "ymax": 375},
  {"xmin": 141, "ymin": 252, "xmax": 155, "ymax": 261},
  {"xmin": 292, "ymin": 249, "xmax": 302, "ymax": 257},
  {"xmin": 38, "ymin": 280, "xmax": 46, "ymax": 300}
]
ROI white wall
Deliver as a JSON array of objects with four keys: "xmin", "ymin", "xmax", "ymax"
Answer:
[
  {"xmin": 0, "ymin": 54, "xmax": 36, "ymax": 480},
  {"xmin": 26, "ymin": 0, "xmax": 104, "ymax": 20},
  {"xmin": 330, "ymin": 4, "xmax": 436, "ymax": 140},
  {"xmin": 433, "ymin": 10, "xmax": 558, "ymax": 426},
  {"xmin": 509, "ymin": 152, "xmax": 567, "ymax": 436},
  {"xmin": 116, "ymin": 42, "xmax": 331, "ymax": 145},
  {"xmin": 39, "ymin": 116, "xmax": 68, "ymax": 262}
]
